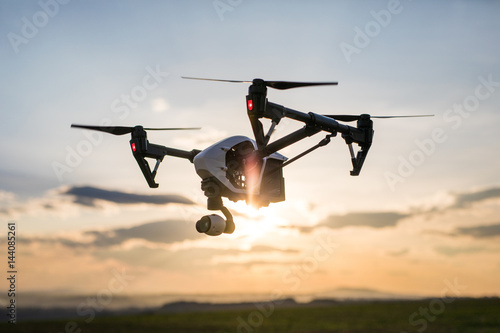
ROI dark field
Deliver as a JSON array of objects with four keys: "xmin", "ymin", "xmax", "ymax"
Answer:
[{"xmin": 3, "ymin": 298, "xmax": 500, "ymax": 332}]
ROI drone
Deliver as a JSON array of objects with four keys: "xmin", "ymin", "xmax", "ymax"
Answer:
[{"xmin": 72, "ymin": 77, "xmax": 431, "ymax": 236}]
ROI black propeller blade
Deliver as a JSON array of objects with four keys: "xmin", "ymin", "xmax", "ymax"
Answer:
[
  {"xmin": 265, "ymin": 80, "xmax": 338, "ymax": 90},
  {"xmin": 181, "ymin": 77, "xmax": 251, "ymax": 84},
  {"xmin": 323, "ymin": 114, "xmax": 434, "ymax": 122},
  {"xmin": 181, "ymin": 76, "xmax": 338, "ymax": 90},
  {"xmin": 71, "ymin": 124, "xmax": 200, "ymax": 136}
]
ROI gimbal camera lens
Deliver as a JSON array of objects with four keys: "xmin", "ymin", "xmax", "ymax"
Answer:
[{"xmin": 195, "ymin": 216, "xmax": 211, "ymax": 233}]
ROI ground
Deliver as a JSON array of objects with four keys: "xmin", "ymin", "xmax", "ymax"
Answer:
[{"xmin": 3, "ymin": 298, "xmax": 500, "ymax": 332}]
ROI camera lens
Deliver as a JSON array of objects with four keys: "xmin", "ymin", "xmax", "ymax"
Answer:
[{"xmin": 196, "ymin": 216, "xmax": 211, "ymax": 233}]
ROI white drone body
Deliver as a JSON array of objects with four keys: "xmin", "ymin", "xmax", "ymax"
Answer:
[
  {"xmin": 191, "ymin": 136, "xmax": 287, "ymax": 236},
  {"xmin": 194, "ymin": 136, "xmax": 287, "ymax": 204}
]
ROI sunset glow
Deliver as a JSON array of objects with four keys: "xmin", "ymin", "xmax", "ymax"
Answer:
[{"xmin": 1, "ymin": 1, "xmax": 500, "ymax": 312}]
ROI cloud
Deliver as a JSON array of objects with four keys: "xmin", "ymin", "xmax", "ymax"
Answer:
[
  {"xmin": 172, "ymin": 127, "xmax": 227, "ymax": 150},
  {"xmin": 18, "ymin": 229, "xmax": 303, "ymax": 272},
  {"xmin": 95, "ymin": 246, "xmax": 183, "ymax": 270},
  {"xmin": 249, "ymin": 245, "xmax": 299, "ymax": 253},
  {"xmin": 320, "ymin": 212, "xmax": 409, "ymax": 229},
  {"xmin": 62, "ymin": 186, "xmax": 194, "ymax": 207},
  {"xmin": 94, "ymin": 246, "xmax": 250, "ymax": 271},
  {"xmin": 92, "ymin": 242, "xmax": 302, "ymax": 271},
  {"xmin": 218, "ymin": 260, "xmax": 300, "ymax": 268},
  {"xmin": 451, "ymin": 223, "xmax": 500, "ymax": 238},
  {"xmin": 22, "ymin": 220, "xmax": 202, "ymax": 248},
  {"xmin": 151, "ymin": 97, "xmax": 170, "ymax": 112},
  {"xmin": 1, "ymin": 185, "xmax": 197, "ymax": 219},
  {"xmin": 0, "ymin": 190, "xmax": 16, "ymax": 202},
  {"xmin": 282, "ymin": 185, "xmax": 500, "ymax": 235},
  {"xmin": 386, "ymin": 248, "xmax": 409, "ymax": 257},
  {"xmin": 281, "ymin": 211, "xmax": 409, "ymax": 233},
  {"xmin": 400, "ymin": 186, "xmax": 500, "ymax": 215},
  {"xmin": 434, "ymin": 246, "xmax": 488, "ymax": 256},
  {"xmin": 452, "ymin": 187, "xmax": 500, "ymax": 208},
  {"xmin": 279, "ymin": 225, "xmax": 316, "ymax": 234},
  {"xmin": 87, "ymin": 220, "xmax": 202, "ymax": 246}
]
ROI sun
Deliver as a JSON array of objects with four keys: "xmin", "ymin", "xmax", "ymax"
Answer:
[
  {"xmin": 227, "ymin": 201, "xmax": 286, "ymax": 241},
  {"xmin": 230, "ymin": 201, "xmax": 261, "ymax": 218}
]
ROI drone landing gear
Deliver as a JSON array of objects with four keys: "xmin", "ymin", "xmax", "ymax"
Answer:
[{"xmin": 341, "ymin": 114, "xmax": 373, "ymax": 176}]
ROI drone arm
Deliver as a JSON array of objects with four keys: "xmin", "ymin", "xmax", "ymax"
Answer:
[
  {"xmin": 252, "ymin": 100, "xmax": 373, "ymax": 175},
  {"xmin": 264, "ymin": 102, "xmax": 352, "ymax": 134},
  {"xmin": 160, "ymin": 146, "xmax": 201, "ymax": 163},
  {"xmin": 262, "ymin": 101, "xmax": 371, "ymax": 151},
  {"xmin": 264, "ymin": 126, "xmax": 320, "ymax": 155},
  {"xmin": 130, "ymin": 138, "xmax": 200, "ymax": 188}
]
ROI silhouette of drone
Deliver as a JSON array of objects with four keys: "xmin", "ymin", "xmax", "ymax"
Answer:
[{"xmin": 72, "ymin": 77, "xmax": 431, "ymax": 236}]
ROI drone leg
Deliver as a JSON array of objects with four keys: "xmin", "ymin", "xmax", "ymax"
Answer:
[
  {"xmin": 151, "ymin": 158, "xmax": 162, "ymax": 179},
  {"xmin": 347, "ymin": 142, "xmax": 356, "ymax": 170},
  {"xmin": 343, "ymin": 135, "xmax": 370, "ymax": 176}
]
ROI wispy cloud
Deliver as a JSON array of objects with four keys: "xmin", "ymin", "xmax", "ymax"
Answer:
[
  {"xmin": 87, "ymin": 220, "xmax": 203, "ymax": 246},
  {"xmin": 279, "ymin": 225, "xmax": 316, "ymax": 234},
  {"xmin": 151, "ymin": 97, "xmax": 170, "ymax": 112},
  {"xmin": 285, "ymin": 185, "xmax": 500, "ymax": 234},
  {"xmin": 62, "ymin": 186, "xmax": 194, "ymax": 207},
  {"xmin": 282, "ymin": 211, "xmax": 409, "ymax": 233},
  {"xmin": 434, "ymin": 246, "xmax": 489, "ymax": 256},
  {"xmin": 22, "ymin": 220, "xmax": 202, "ymax": 248},
  {"xmin": 249, "ymin": 245, "xmax": 300, "ymax": 253},
  {"xmin": 172, "ymin": 127, "xmax": 228, "ymax": 150},
  {"xmin": 0, "ymin": 185, "xmax": 197, "ymax": 220},
  {"xmin": 452, "ymin": 187, "xmax": 500, "ymax": 208},
  {"xmin": 451, "ymin": 223, "xmax": 500, "ymax": 238},
  {"xmin": 217, "ymin": 260, "xmax": 301, "ymax": 268},
  {"xmin": 94, "ymin": 245, "xmax": 251, "ymax": 271},
  {"xmin": 320, "ymin": 212, "xmax": 409, "ymax": 229},
  {"xmin": 19, "ymin": 229, "xmax": 303, "ymax": 273},
  {"xmin": 386, "ymin": 248, "xmax": 409, "ymax": 257},
  {"xmin": 24, "ymin": 228, "xmax": 305, "ymax": 253}
]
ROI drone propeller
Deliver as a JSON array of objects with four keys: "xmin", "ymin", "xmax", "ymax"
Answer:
[
  {"xmin": 181, "ymin": 76, "xmax": 338, "ymax": 90},
  {"xmin": 323, "ymin": 114, "xmax": 434, "ymax": 122},
  {"xmin": 181, "ymin": 77, "xmax": 251, "ymax": 84},
  {"xmin": 71, "ymin": 124, "xmax": 200, "ymax": 136}
]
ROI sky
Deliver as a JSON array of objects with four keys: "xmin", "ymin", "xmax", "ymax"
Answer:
[{"xmin": 1, "ymin": 0, "xmax": 500, "ymax": 306}]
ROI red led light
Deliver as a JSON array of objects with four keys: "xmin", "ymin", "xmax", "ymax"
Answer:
[
  {"xmin": 131, "ymin": 142, "xmax": 136, "ymax": 152},
  {"xmin": 247, "ymin": 99, "xmax": 253, "ymax": 111}
]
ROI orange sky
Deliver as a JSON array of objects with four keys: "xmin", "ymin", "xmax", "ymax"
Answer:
[{"xmin": 1, "ymin": 1, "xmax": 500, "ymax": 306}]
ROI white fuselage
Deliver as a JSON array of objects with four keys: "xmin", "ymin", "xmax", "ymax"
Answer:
[{"xmin": 193, "ymin": 136, "xmax": 287, "ymax": 198}]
